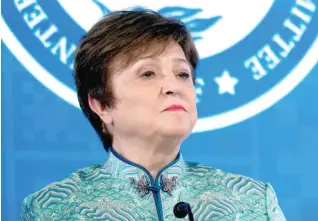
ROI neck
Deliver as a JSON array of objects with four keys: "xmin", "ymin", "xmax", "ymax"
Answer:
[{"xmin": 112, "ymin": 136, "xmax": 181, "ymax": 179}]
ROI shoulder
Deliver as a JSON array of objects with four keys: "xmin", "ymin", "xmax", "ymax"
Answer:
[
  {"xmin": 184, "ymin": 162, "xmax": 286, "ymax": 220},
  {"xmin": 20, "ymin": 164, "xmax": 106, "ymax": 219},
  {"xmin": 32, "ymin": 164, "xmax": 106, "ymax": 200},
  {"xmin": 185, "ymin": 161, "xmax": 267, "ymax": 197}
]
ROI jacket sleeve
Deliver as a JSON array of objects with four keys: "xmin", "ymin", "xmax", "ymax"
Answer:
[
  {"xmin": 265, "ymin": 183, "xmax": 287, "ymax": 221},
  {"xmin": 20, "ymin": 194, "xmax": 44, "ymax": 221}
]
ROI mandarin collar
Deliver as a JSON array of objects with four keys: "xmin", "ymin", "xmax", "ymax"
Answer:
[{"xmin": 103, "ymin": 147, "xmax": 187, "ymax": 186}]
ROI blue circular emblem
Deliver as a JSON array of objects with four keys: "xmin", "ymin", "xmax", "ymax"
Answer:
[{"xmin": 2, "ymin": 0, "xmax": 317, "ymax": 132}]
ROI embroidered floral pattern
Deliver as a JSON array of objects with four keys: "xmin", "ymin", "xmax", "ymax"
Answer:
[
  {"xmin": 160, "ymin": 176, "xmax": 177, "ymax": 195},
  {"xmin": 130, "ymin": 176, "xmax": 150, "ymax": 197}
]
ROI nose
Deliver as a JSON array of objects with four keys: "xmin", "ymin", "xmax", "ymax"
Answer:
[{"xmin": 161, "ymin": 75, "xmax": 183, "ymax": 96}]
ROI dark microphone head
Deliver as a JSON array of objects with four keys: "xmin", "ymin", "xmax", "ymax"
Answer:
[{"xmin": 173, "ymin": 202, "xmax": 190, "ymax": 218}]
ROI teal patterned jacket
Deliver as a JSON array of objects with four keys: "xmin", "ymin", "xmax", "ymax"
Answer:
[{"xmin": 21, "ymin": 148, "xmax": 286, "ymax": 221}]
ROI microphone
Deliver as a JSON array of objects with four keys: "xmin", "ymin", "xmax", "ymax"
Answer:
[{"xmin": 173, "ymin": 202, "xmax": 194, "ymax": 221}]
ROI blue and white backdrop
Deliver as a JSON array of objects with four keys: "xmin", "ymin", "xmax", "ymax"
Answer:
[{"xmin": 2, "ymin": 0, "xmax": 318, "ymax": 220}]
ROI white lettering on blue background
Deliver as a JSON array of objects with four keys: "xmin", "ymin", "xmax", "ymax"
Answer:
[
  {"xmin": 14, "ymin": 0, "xmax": 76, "ymax": 70},
  {"xmin": 244, "ymin": 0, "xmax": 316, "ymax": 81}
]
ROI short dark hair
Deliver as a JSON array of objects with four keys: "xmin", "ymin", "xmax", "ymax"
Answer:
[{"xmin": 73, "ymin": 9, "xmax": 199, "ymax": 152}]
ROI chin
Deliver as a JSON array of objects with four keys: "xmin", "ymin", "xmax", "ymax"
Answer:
[{"xmin": 160, "ymin": 126, "xmax": 192, "ymax": 138}]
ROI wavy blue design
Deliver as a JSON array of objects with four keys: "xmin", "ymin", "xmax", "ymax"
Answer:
[
  {"xmin": 90, "ymin": 3, "xmax": 221, "ymax": 41},
  {"xmin": 185, "ymin": 16, "xmax": 221, "ymax": 32},
  {"xmin": 158, "ymin": 7, "xmax": 222, "ymax": 40},
  {"xmin": 92, "ymin": 0, "xmax": 110, "ymax": 14},
  {"xmin": 20, "ymin": 150, "xmax": 286, "ymax": 220},
  {"xmin": 158, "ymin": 6, "xmax": 202, "ymax": 20}
]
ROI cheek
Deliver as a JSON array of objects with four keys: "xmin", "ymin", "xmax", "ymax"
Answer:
[
  {"xmin": 191, "ymin": 105, "xmax": 198, "ymax": 123},
  {"xmin": 118, "ymin": 89, "xmax": 158, "ymax": 114},
  {"xmin": 188, "ymin": 87, "xmax": 197, "ymax": 106},
  {"xmin": 188, "ymin": 88, "xmax": 198, "ymax": 121}
]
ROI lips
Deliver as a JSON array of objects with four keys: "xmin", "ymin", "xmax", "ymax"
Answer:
[{"xmin": 164, "ymin": 104, "xmax": 186, "ymax": 111}]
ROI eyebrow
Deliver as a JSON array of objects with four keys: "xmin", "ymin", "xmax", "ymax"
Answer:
[
  {"xmin": 136, "ymin": 56, "xmax": 192, "ymax": 71},
  {"xmin": 172, "ymin": 58, "xmax": 192, "ymax": 68}
]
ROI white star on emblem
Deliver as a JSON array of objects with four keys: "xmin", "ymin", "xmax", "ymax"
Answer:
[{"xmin": 214, "ymin": 70, "xmax": 239, "ymax": 95}]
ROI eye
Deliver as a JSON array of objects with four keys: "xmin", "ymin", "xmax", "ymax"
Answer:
[
  {"xmin": 141, "ymin": 71, "xmax": 155, "ymax": 79},
  {"xmin": 177, "ymin": 72, "xmax": 190, "ymax": 79}
]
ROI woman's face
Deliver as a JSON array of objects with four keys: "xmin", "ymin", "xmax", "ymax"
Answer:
[{"xmin": 105, "ymin": 42, "xmax": 197, "ymax": 141}]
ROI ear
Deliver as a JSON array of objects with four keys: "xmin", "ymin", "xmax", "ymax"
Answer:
[{"xmin": 88, "ymin": 94, "xmax": 112, "ymax": 125}]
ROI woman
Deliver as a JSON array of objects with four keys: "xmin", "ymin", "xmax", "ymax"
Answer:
[{"xmin": 20, "ymin": 9, "xmax": 286, "ymax": 221}]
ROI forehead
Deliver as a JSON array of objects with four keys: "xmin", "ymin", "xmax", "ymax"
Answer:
[{"xmin": 109, "ymin": 40, "xmax": 186, "ymax": 74}]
